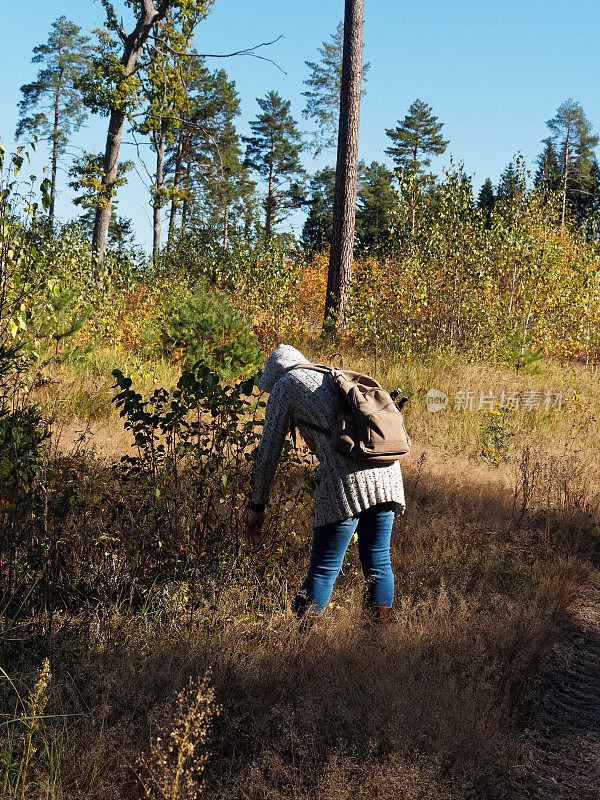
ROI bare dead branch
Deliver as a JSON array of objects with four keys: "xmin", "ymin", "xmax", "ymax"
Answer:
[{"xmin": 148, "ymin": 34, "xmax": 287, "ymax": 74}]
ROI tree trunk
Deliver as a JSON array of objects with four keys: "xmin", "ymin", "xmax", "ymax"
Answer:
[
  {"xmin": 181, "ymin": 158, "xmax": 190, "ymax": 231},
  {"xmin": 409, "ymin": 147, "xmax": 418, "ymax": 238},
  {"xmin": 167, "ymin": 129, "xmax": 185, "ymax": 251},
  {"xmin": 92, "ymin": 0, "xmax": 169, "ymax": 267},
  {"xmin": 324, "ymin": 0, "xmax": 365, "ymax": 330},
  {"xmin": 50, "ymin": 89, "xmax": 60, "ymax": 226},
  {"xmin": 223, "ymin": 203, "xmax": 229, "ymax": 250},
  {"xmin": 561, "ymin": 126, "xmax": 571, "ymax": 227},
  {"xmin": 152, "ymin": 132, "xmax": 165, "ymax": 262},
  {"xmin": 265, "ymin": 146, "xmax": 274, "ymax": 243}
]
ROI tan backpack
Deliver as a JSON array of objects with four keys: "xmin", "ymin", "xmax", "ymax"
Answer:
[{"xmin": 287, "ymin": 355, "xmax": 411, "ymax": 466}]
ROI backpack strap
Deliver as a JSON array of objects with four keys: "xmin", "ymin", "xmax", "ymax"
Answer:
[
  {"xmin": 282, "ymin": 362, "xmax": 331, "ymax": 377},
  {"xmin": 282, "ymin": 363, "xmax": 332, "ymax": 447}
]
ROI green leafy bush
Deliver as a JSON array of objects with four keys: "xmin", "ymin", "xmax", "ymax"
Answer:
[{"xmin": 159, "ymin": 285, "xmax": 262, "ymax": 376}]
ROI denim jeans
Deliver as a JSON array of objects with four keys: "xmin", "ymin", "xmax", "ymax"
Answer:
[{"xmin": 292, "ymin": 501, "xmax": 396, "ymax": 615}]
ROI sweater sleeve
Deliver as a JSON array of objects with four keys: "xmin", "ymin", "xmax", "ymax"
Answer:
[{"xmin": 249, "ymin": 377, "xmax": 295, "ymax": 507}]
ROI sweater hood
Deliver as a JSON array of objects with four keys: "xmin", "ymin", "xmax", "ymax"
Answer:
[{"xmin": 258, "ymin": 344, "xmax": 307, "ymax": 393}]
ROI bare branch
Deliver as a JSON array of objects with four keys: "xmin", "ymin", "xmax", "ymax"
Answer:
[
  {"xmin": 129, "ymin": 131, "xmax": 154, "ymax": 187},
  {"xmin": 117, "ymin": 18, "xmax": 128, "ymax": 44},
  {"xmin": 148, "ymin": 34, "xmax": 287, "ymax": 74}
]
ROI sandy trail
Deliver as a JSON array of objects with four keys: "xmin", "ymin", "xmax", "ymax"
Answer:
[{"xmin": 497, "ymin": 573, "xmax": 600, "ymax": 800}]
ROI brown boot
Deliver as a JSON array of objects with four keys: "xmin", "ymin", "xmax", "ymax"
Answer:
[
  {"xmin": 363, "ymin": 604, "xmax": 393, "ymax": 627},
  {"xmin": 373, "ymin": 606, "xmax": 392, "ymax": 624}
]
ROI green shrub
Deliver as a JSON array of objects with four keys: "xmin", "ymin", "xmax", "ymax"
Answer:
[{"xmin": 159, "ymin": 285, "xmax": 262, "ymax": 376}]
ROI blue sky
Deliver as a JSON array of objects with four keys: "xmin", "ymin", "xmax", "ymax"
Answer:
[{"xmin": 2, "ymin": 0, "xmax": 599, "ymax": 248}]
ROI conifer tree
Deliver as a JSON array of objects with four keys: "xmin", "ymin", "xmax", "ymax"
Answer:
[
  {"xmin": 385, "ymin": 99, "xmax": 448, "ymax": 235},
  {"xmin": 534, "ymin": 138, "xmax": 561, "ymax": 201},
  {"xmin": 477, "ymin": 178, "xmax": 495, "ymax": 210},
  {"xmin": 16, "ymin": 16, "xmax": 91, "ymax": 225},
  {"xmin": 496, "ymin": 160, "xmax": 526, "ymax": 202},
  {"xmin": 193, "ymin": 121, "xmax": 255, "ymax": 249},
  {"xmin": 301, "ymin": 167, "xmax": 337, "ymax": 253},
  {"xmin": 171, "ymin": 66, "xmax": 254, "ymax": 249},
  {"xmin": 164, "ymin": 55, "xmax": 210, "ymax": 246},
  {"xmin": 243, "ymin": 91, "xmax": 304, "ymax": 242},
  {"xmin": 546, "ymin": 99, "xmax": 599, "ymax": 225},
  {"xmin": 356, "ymin": 161, "xmax": 398, "ymax": 254},
  {"xmin": 324, "ymin": 0, "xmax": 365, "ymax": 330},
  {"xmin": 302, "ymin": 22, "xmax": 369, "ymax": 155},
  {"xmin": 477, "ymin": 178, "xmax": 495, "ymax": 228},
  {"xmin": 580, "ymin": 159, "xmax": 600, "ymax": 236}
]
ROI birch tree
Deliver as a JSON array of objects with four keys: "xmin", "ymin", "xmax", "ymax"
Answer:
[{"xmin": 78, "ymin": 0, "xmax": 211, "ymax": 266}]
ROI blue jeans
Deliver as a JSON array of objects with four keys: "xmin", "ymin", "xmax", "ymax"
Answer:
[{"xmin": 292, "ymin": 501, "xmax": 396, "ymax": 615}]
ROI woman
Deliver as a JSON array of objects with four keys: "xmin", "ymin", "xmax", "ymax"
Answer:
[{"xmin": 244, "ymin": 344, "xmax": 406, "ymax": 624}]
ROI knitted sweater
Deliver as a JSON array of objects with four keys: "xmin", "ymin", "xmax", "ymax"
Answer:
[{"xmin": 250, "ymin": 344, "xmax": 406, "ymax": 527}]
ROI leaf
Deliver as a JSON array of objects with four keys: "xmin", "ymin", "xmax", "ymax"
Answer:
[
  {"xmin": 13, "ymin": 155, "xmax": 24, "ymax": 178},
  {"xmin": 40, "ymin": 178, "xmax": 52, "ymax": 211}
]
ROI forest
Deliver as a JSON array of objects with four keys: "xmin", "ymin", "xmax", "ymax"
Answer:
[{"xmin": 1, "ymin": 1, "xmax": 600, "ymax": 798}]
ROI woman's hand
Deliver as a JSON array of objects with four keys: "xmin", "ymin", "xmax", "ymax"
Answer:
[{"xmin": 244, "ymin": 509, "xmax": 265, "ymax": 546}]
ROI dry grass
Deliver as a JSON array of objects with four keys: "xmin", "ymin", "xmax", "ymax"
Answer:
[{"xmin": 4, "ymin": 351, "xmax": 599, "ymax": 799}]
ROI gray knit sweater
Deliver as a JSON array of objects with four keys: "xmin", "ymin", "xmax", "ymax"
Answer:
[{"xmin": 250, "ymin": 344, "xmax": 406, "ymax": 527}]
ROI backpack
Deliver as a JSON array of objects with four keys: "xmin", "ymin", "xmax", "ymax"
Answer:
[{"xmin": 286, "ymin": 355, "xmax": 411, "ymax": 466}]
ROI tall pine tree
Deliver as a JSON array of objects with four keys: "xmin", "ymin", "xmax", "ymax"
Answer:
[
  {"xmin": 385, "ymin": 99, "xmax": 448, "ymax": 235},
  {"xmin": 324, "ymin": 0, "xmax": 365, "ymax": 330},
  {"xmin": 16, "ymin": 16, "xmax": 91, "ymax": 224},
  {"xmin": 243, "ymin": 91, "xmax": 304, "ymax": 243},
  {"xmin": 302, "ymin": 21, "xmax": 369, "ymax": 156},
  {"xmin": 546, "ymin": 99, "xmax": 599, "ymax": 226}
]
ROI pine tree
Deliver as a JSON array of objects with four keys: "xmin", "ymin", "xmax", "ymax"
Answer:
[
  {"xmin": 476, "ymin": 178, "xmax": 495, "ymax": 229},
  {"xmin": 15, "ymin": 16, "xmax": 91, "ymax": 225},
  {"xmin": 356, "ymin": 161, "xmax": 398, "ymax": 254},
  {"xmin": 581, "ymin": 159, "xmax": 600, "ymax": 238},
  {"xmin": 534, "ymin": 138, "xmax": 561, "ymax": 202},
  {"xmin": 172, "ymin": 66, "xmax": 254, "ymax": 249},
  {"xmin": 496, "ymin": 160, "xmax": 526, "ymax": 202},
  {"xmin": 302, "ymin": 21, "xmax": 369, "ymax": 156},
  {"xmin": 324, "ymin": 0, "xmax": 365, "ymax": 330},
  {"xmin": 199, "ymin": 124, "xmax": 256, "ymax": 249},
  {"xmin": 385, "ymin": 99, "xmax": 448, "ymax": 235},
  {"xmin": 243, "ymin": 91, "xmax": 304, "ymax": 242},
  {"xmin": 164, "ymin": 55, "xmax": 211, "ymax": 246},
  {"xmin": 477, "ymin": 178, "xmax": 495, "ymax": 210},
  {"xmin": 301, "ymin": 167, "xmax": 337, "ymax": 253},
  {"xmin": 546, "ymin": 99, "xmax": 599, "ymax": 225}
]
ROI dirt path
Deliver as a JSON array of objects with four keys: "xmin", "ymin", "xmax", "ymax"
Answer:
[{"xmin": 497, "ymin": 572, "xmax": 600, "ymax": 799}]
